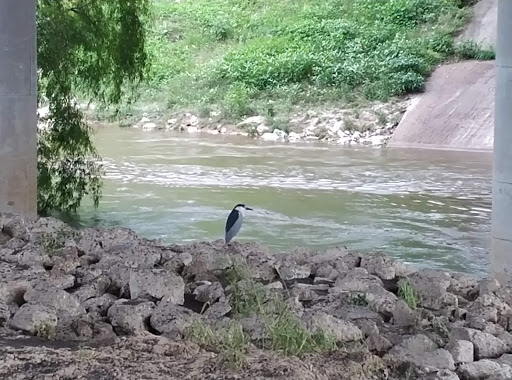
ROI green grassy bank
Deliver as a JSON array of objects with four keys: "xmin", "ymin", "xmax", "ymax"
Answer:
[{"xmin": 112, "ymin": 0, "xmax": 495, "ymax": 124}]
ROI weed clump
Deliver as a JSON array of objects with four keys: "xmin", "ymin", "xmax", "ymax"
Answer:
[
  {"xmin": 187, "ymin": 320, "xmax": 246, "ymax": 368},
  {"xmin": 186, "ymin": 258, "xmax": 337, "ymax": 367},
  {"xmin": 397, "ymin": 278, "xmax": 420, "ymax": 310}
]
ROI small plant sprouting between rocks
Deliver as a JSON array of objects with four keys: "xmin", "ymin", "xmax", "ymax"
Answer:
[
  {"xmin": 34, "ymin": 321, "xmax": 56, "ymax": 340},
  {"xmin": 397, "ymin": 279, "xmax": 419, "ymax": 310},
  {"xmin": 349, "ymin": 292, "xmax": 369, "ymax": 306},
  {"xmin": 186, "ymin": 320, "xmax": 246, "ymax": 369},
  {"xmin": 35, "ymin": 228, "xmax": 80, "ymax": 255}
]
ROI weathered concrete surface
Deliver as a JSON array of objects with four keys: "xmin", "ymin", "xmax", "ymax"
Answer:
[
  {"xmin": 0, "ymin": 0, "xmax": 38, "ymax": 219},
  {"xmin": 388, "ymin": 61, "xmax": 494, "ymax": 151},
  {"xmin": 458, "ymin": 0, "xmax": 497, "ymax": 48}
]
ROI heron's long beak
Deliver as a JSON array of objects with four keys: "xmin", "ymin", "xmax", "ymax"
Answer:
[{"xmin": 245, "ymin": 207, "xmax": 253, "ymax": 211}]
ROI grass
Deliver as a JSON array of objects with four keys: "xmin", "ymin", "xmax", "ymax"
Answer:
[
  {"xmin": 186, "ymin": 258, "xmax": 338, "ymax": 367},
  {"xmin": 265, "ymin": 296, "xmax": 338, "ymax": 356},
  {"xmin": 101, "ymin": 0, "xmax": 494, "ymax": 124},
  {"xmin": 397, "ymin": 279, "xmax": 420, "ymax": 310},
  {"xmin": 187, "ymin": 320, "xmax": 247, "ymax": 368}
]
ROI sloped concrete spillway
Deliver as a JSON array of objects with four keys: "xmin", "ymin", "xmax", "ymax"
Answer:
[{"xmin": 388, "ymin": 60, "xmax": 494, "ymax": 151}]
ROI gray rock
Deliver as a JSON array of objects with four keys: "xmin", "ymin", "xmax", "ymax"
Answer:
[
  {"xmin": 448, "ymin": 273, "xmax": 478, "ymax": 298},
  {"xmin": 458, "ymin": 360, "xmax": 502, "ymax": 380},
  {"xmin": 355, "ymin": 319, "xmax": 379, "ymax": 337},
  {"xmin": 313, "ymin": 277, "xmax": 334, "ymax": 285},
  {"xmin": 424, "ymin": 370, "xmax": 460, "ymax": 380},
  {"xmin": 496, "ymin": 353, "xmax": 512, "ymax": 367},
  {"xmin": 408, "ymin": 269, "xmax": 454, "ymax": 310},
  {"xmin": 99, "ymin": 243, "xmax": 162, "ymax": 270},
  {"xmin": 466, "ymin": 294, "xmax": 510, "ymax": 329},
  {"xmin": 392, "ymin": 260, "xmax": 418, "ymax": 277},
  {"xmin": 314, "ymin": 265, "xmax": 340, "ymax": 280},
  {"xmin": 203, "ymin": 299, "xmax": 231, "ymax": 320},
  {"xmin": 0, "ymin": 301, "xmax": 18, "ymax": 325},
  {"xmin": 360, "ymin": 253, "xmax": 396, "ymax": 280},
  {"xmin": 54, "ymin": 312, "xmax": 117, "ymax": 342},
  {"xmin": 162, "ymin": 251, "xmax": 193, "ymax": 273},
  {"xmin": 277, "ymin": 263, "xmax": 311, "ymax": 281},
  {"xmin": 451, "ymin": 327, "xmax": 508, "ymax": 360},
  {"xmin": 0, "ymin": 231, "xmax": 10, "ymax": 245},
  {"xmin": 488, "ymin": 366, "xmax": 512, "ymax": 380},
  {"xmin": 309, "ymin": 248, "xmax": 348, "ymax": 268},
  {"xmin": 8, "ymin": 303, "xmax": 58, "ymax": 337},
  {"xmin": 446, "ymin": 340, "xmax": 474, "ymax": 364},
  {"xmin": 73, "ymin": 274, "xmax": 111, "ymax": 303},
  {"xmin": 5, "ymin": 237, "xmax": 25, "ymax": 250},
  {"xmin": 365, "ymin": 284, "xmax": 398, "ymax": 317},
  {"xmin": 108, "ymin": 299, "xmax": 154, "ymax": 335},
  {"xmin": 291, "ymin": 283, "xmax": 329, "ymax": 303},
  {"xmin": 386, "ymin": 334, "xmax": 455, "ymax": 371},
  {"xmin": 50, "ymin": 252, "xmax": 82, "ymax": 276},
  {"xmin": 129, "ymin": 268, "xmax": 184, "ymax": 304},
  {"xmin": 1, "ymin": 212, "xmax": 31, "ymax": 240},
  {"xmin": 497, "ymin": 330, "xmax": 512, "ymax": 352},
  {"xmin": 193, "ymin": 281, "xmax": 224, "ymax": 304},
  {"xmin": 24, "ymin": 285, "xmax": 84, "ymax": 317},
  {"xmin": 83, "ymin": 294, "xmax": 117, "ymax": 316},
  {"xmin": 16, "ymin": 244, "xmax": 51, "ymax": 268},
  {"xmin": 366, "ymin": 333, "xmax": 393, "ymax": 353},
  {"xmin": 392, "ymin": 300, "xmax": 417, "ymax": 327},
  {"xmin": 304, "ymin": 311, "xmax": 362, "ymax": 343},
  {"xmin": 106, "ymin": 263, "xmax": 132, "ymax": 297},
  {"xmin": 334, "ymin": 272, "xmax": 384, "ymax": 292},
  {"xmin": 240, "ymin": 315, "xmax": 267, "ymax": 342},
  {"xmin": 265, "ymin": 281, "xmax": 284, "ymax": 290},
  {"xmin": 149, "ymin": 299, "xmax": 198, "ymax": 338},
  {"xmin": 454, "ymin": 308, "xmax": 468, "ymax": 320},
  {"xmin": 479, "ymin": 278, "xmax": 501, "ymax": 295}
]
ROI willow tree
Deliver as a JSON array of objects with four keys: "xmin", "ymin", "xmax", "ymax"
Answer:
[{"xmin": 36, "ymin": 0, "xmax": 149, "ymax": 215}]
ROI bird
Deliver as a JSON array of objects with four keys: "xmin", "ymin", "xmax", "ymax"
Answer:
[{"xmin": 224, "ymin": 203, "xmax": 253, "ymax": 244}]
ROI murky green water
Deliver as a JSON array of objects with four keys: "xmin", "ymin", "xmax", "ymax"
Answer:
[{"xmin": 79, "ymin": 126, "xmax": 492, "ymax": 276}]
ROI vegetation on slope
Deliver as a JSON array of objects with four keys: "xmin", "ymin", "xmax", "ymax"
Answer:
[{"xmin": 122, "ymin": 0, "xmax": 494, "ymax": 122}]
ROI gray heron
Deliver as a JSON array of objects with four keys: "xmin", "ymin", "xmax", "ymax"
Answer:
[{"xmin": 225, "ymin": 203, "xmax": 253, "ymax": 244}]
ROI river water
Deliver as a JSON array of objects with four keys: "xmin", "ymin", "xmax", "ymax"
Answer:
[{"xmin": 79, "ymin": 126, "xmax": 492, "ymax": 276}]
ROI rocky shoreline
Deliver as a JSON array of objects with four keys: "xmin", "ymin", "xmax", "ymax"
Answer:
[
  {"xmin": 1, "ymin": 212, "xmax": 511, "ymax": 379},
  {"xmin": 125, "ymin": 99, "xmax": 410, "ymax": 148}
]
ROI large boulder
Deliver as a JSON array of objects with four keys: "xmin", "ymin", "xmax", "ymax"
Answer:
[
  {"xmin": 129, "ymin": 269, "xmax": 185, "ymax": 304},
  {"xmin": 450, "ymin": 327, "xmax": 508, "ymax": 360},
  {"xmin": 149, "ymin": 299, "xmax": 199, "ymax": 338},
  {"xmin": 107, "ymin": 299, "xmax": 155, "ymax": 335},
  {"xmin": 8, "ymin": 303, "xmax": 58, "ymax": 337},
  {"xmin": 385, "ymin": 334, "xmax": 455, "ymax": 371}
]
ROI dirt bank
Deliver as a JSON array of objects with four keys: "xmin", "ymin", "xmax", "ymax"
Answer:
[{"xmin": 1, "ymin": 212, "xmax": 512, "ymax": 379}]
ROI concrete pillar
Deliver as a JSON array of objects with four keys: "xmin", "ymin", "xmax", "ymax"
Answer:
[
  {"xmin": 0, "ymin": 0, "xmax": 38, "ymax": 219},
  {"xmin": 492, "ymin": 0, "xmax": 512, "ymax": 284}
]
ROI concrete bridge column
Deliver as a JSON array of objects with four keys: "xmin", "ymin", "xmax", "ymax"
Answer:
[
  {"xmin": 0, "ymin": 0, "xmax": 38, "ymax": 219},
  {"xmin": 492, "ymin": 0, "xmax": 512, "ymax": 284}
]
